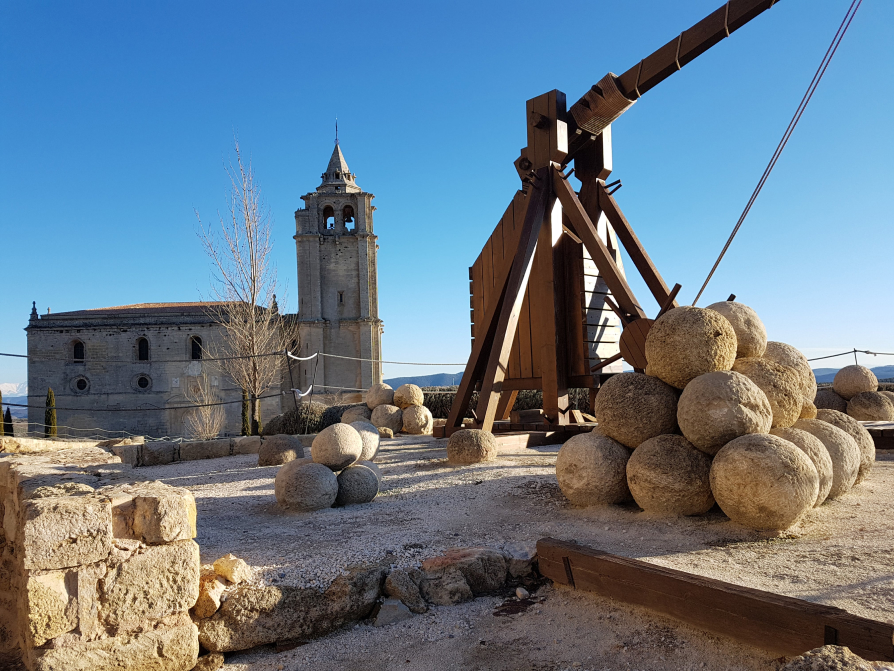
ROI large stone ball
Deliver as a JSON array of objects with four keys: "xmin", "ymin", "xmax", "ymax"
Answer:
[
  {"xmin": 710, "ymin": 434, "xmax": 819, "ymax": 531},
  {"xmin": 341, "ymin": 405, "xmax": 372, "ymax": 424},
  {"xmin": 257, "ymin": 435, "xmax": 304, "ymax": 467},
  {"xmin": 366, "ymin": 383, "xmax": 394, "ymax": 410},
  {"xmin": 402, "ymin": 405, "xmax": 434, "ymax": 435},
  {"xmin": 644, "ymin": 306, "xmax": 737, "ymax": 389},
  {"xmin": 731, "ymin": 358, "xmax": 802, "ymax": 429},
  {"xmin": 350, "ymin": 421, "xmax": 380, "ymax": 462},
  {"xmin": 593, "ymin": 373, "xmax": 678, "ymax": 448},
  {"xmin": 763, "ymin": 341, "xmax": 817, "ymax": 402},
  {"xmin": 815, "ymin": 409, "xmax": 875, "ymax": 485},
  {"xmin": 706, "ymin": 301, "xmax": 767, "ymax": 358},
  {"xmin": 814, "ymin": 389, "xmax": 847, "ymax": 413},
  {"xmin": 446, "ymin": 429, "xmax": 497, "ymax": 464},
  {"xmin": 310, "ymin": 423, "xmax": 363, "ymax": 471},
  {"xmin": 357, "ymin": 460, "xmax": 381, "ymax": 481},
  {"xmin": 880, "ymin": 390, "xmax": 894, "ymax": 406},
  {"xmin": 676, "ymin": 371, "xmax": 772, "ymax": 455},
  {"xmin": 847, "ymin": 391, "xmax": 894, "ymax": 422},
  {"xmin": 335, "ymin": 464, "xmax": 379, "ymax": 506},
  {"xmin": 274, "ymin": 461, "xmax": 339, "ymax": 511},
  {"xmin": 556, "ymin": 432, "xmax": 631, "ymax": 506},
  {"xmin": 770, "ymin": 428, "xmax": 833, "ymax": 506},
  {"xmin": 832, "ymin": 365, "xmax": 877, "ymax": 400},
  {"xmin": 370, "ymin": 404, "xmax": 403, "ymax": 434},
  {"xmin": 792, "ymin": 419, "xmax": 860, "ymax": 499},
  {"xmin": 393, "ymin": 384, "xmax": 424, "ymax": 409},
  {"xmin": 626, "ymin": 435, "xmax": 714, "ymax": 515}
]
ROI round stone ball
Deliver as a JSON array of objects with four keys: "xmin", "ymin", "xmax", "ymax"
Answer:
[
  {"xmin": 763, "ymin": 341, "xmax": 817, "ymax": 402},
  {"xmin": 335, "ymin": 465, "xmax": 379, "ymax": 506},
  {"xmin": 770, "ymin": 427, "xmax": 833, "ymax": 507},
  {"xmin": 644, "ymin": 306, "xmax": 737, "ymax": 389},
  {"xmin": 626, "ymin": 435, "xmax": 714, "ymax": 515},
  {"xmin": 799, "ymin": 398, "xmax": 817, "ymax": 420},
  {"xmin": 676, "ymin": 371, "xmax": 772, "ymax": 456},
  {"xmin": 370, "ymin": 404, "xmax": 403, "ymax": 434},
  {"xmin": 847, "ymin": 391, "xmax": 894, "ymax": 422},
  {"xmin": 593, "ymin": 373, "xmax": 679, "ymax": 449},
  {"xmin": 731, "ymin": 358, "xmax": 802, "ymax": 429},
  {"xmin": 816, "ymin": 408, "xmax": 875, "ymax": 485},
  {"xmin": 814, "ymin": 388, "xmax": 848, "ymax": 413},
  {"xmin": 792, "ymin": 419, "xmax": 860, "ymax": 499},
  {"xmin": 350, "ymin": 420, "xmax": 380, "ymax": 462},
  {"xmin": 357, "ymin": 460, "xmax": 381, "ymax": 481},
  {"xmin": 402, "ymin": 405, "xmax": 433, "ymax": 435},
  {"xmin": 310, "ymin": 423, "xmax": 363, "ymax": 471},
  {"xmin": 833, "ymin": 365, "xmax": 878, "ymax": 400},
  {"xmin": 447, "ymin": 429, "xmax": 497, "ymax": 465},
  {"xmin": 378, "ymin": 427, "xmax": 394, "ymax": 439},
  {"xmin": 710, "ymin": 434, "xmax": 818, "ymax": 531},
  {"xmin": 880, "ymin": 390, "xmax": 894, "ymax": 406},
  {"xmin": 341, "ymin": 405, "xmax": 372, "ymax": 424},
  {"xmin": 275, "ymin": 461, "xmax": 338, "ymax": 511},
  {"xmin": 366, "ymin": 383, "xmax": 394, "ymax": 410},
  {"xmin": 393, "ymin": 384, "xmax": 424, "ymax": 410},
  {"xmin": 556, "ymin": 432, "xmax": 631, "ymax": 506},
  {"xmin": 258, "ymin": 435, "xmax": 305, "ymax": 467},
  {"xmin": 706, "ymin": 301, "xmax": 767, "ymax": 359}
]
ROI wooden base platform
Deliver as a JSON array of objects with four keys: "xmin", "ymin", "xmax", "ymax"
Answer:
[{"xmin": 865, "ymin": 422, "xmax": 894, "ymax": 450}]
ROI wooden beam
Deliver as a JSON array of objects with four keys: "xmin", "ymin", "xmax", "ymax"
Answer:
[
  {"xmin": 495, "ymin": 389, "xmax": 518, "ymax": 421},
  {"xmin": 537, "ymin": 538, "xmax": 894, "ymax": 662},
  {"xmin": 500, "ymin": 375, "xmax": 599, "ymax": 391}
]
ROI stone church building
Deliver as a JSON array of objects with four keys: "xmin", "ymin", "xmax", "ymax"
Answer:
[{"xmin": 26, "ymin": 141, "xmax": 383, "ymax": 437}]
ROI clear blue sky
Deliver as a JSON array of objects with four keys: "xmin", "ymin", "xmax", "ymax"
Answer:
[{"xmin": 1, "ymin": 0, "xmax": 892, "ymax": 387}]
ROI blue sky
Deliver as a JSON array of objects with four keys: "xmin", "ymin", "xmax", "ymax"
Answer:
[{"xmin": 1, "ymin": 0, "xmax": 892, "ymax": 386}]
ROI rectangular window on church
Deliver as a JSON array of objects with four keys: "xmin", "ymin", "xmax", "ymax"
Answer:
[{"xmin": 338, "ymin": 291, "xmax": 344, "ymax": 305}]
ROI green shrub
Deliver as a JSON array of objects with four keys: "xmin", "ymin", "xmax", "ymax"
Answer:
[
  {"xmin": 320, "ymin": 403, "xmax": 366, "ymax": 430},
  {"xmin": 422, "ymin": 386, "xmax": 592, "ymax": 419},
  {"xmin": 45, "ymin": 388, "xmax": 57, "ymax": 438},
  {"xmin": 262, "ymin": 401, "xmax": 327, "ymax": 436},
  {"xmin": 3, "ymin": 408, "xmax": 12, "ymax": 438}
]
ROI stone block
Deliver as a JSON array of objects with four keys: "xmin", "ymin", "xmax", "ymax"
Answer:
[
  {"xmin": 193, "ymin": 569, "xmax": 227, "ymax": 619},
  {"xmin": 142, "ymin": 441, "xmax": 178, "ymax": 466},
  {"xmin": 421, "ymin": 547, "xmax": 507, "ymax": 595},
  {"xmin": 24, "ymin": 569, "xmax": 77, "ymax": 647},
  {"xmin": 0, "ymin": 591, "xmax": 19, "ymax": 654},
  {"xmin": 231, "ymin": 436, "xmax": 260, "ymax": 455},
  {"xmin": 417, "ymin": 567, "xmax": 473, "ymax": 606},
  {"xmin": 180, "ymin": 439, "xmax": 231, "ymax": 461},
  {"xmin": 21, "ymin": 495, "xmax": 112, "ymax": 571},
  {"xmin": 384, "ymin": 568, "xmax": 427, "ymax": 613},
  {"xmin": 100, "ymin": 482, "xmax": 196, "ymax": 543},
  {"xmin": 212, "ymin": 554, "xmax": 251, "ymax": 585},
  {"xmin": 110, "ymin": 444, "xmax": 140, "ymax": 467},
  {"xmin": 193, "ymin": 652, "xmax": 225, "ymax": 671},
  {"xmin": 502, "ymin": 542, "xmax": 537, "ymax": 578}
]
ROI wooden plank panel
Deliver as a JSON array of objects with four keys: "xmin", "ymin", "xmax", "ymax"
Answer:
[
  {"xmin": 585, "ymin": 323, "xmax": 622, "ymax": 342},
  {"xmin": 491, "ymin": 219, "xmax": 505, "ymax": 287},
  {"xmin": 471, "ymin": 257, "xmax": 484, "ymax": 342},
  {"xmin": 563, "ymin": 234, "xmax": 587, "ymax": 377},
  {"xmin": 481, "ymin": 236, "xmax": 494, "ymax": 317},
  {"xmin": 518, "ymin": 288, "xmax": 534, "ymax": 378}
]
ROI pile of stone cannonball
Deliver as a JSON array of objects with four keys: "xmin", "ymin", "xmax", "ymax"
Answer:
[
  {"xmin": 555, "ymin": 301, "xmax": 875, "ymax": 532},
  {"xmin": 275, "ymin": 421, "xmax": 382, "ymax": 512},
  {"xmin": 816, "ymin": 365, "xmax": 894, "ymax": 421},
  {"xmin": 361, "ymin": 382, "xmax": 434, "ymax": 436}
]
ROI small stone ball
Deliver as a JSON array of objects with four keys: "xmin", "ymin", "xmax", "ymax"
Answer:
[
  {"xmin": 370, "ymin": 404, "xmax": 403, "ymax": 434},
  {"xmin": 815, "ymin": 409, "xmax": 875, "ymax": 485},
  {"xmin": 350, "ymin": 421, "xmax": 380, "ymax": 461},
  {"xmin": 677, "ymin": 371, "xmax": 772, "ymax": 455},
  {"xmin": 357, "ymin": 460, "xmax": 381, "ymax": 481},
  {"xmin": 847, "ymin": 391, "xmax": 894, "ymax": 422},
  {"xmin": 341, "ymin": 405, "xmax": 372, "ymax": 424},
  {"xmin": 732, "ymin": 358, "xmax": 802, "ymax": 429},
  {"xmin": 366, "ymin": 383, "xmax": 394, "ymax": 409},
  {"xmin": 335, "ymin": 465, "xmax": 379, "ymax": 506},
  {"xmin": 644, "ymin": 306, "xmax": 737, "ymax": 389},
  {"xmin": 402, "ymin": 405, "xmax": 434, "ymax": 435},
  {"xmin": 257, "ymin": 435, "xmax": 304, "ymax": 467},
  {"xmin": 626, "ymin": 435, "xmax": 714, "ymax": 515},
  {"xmin": 447, "ymin": 429, "xmax": 497, "ymax": 464},
  {"xmin": 706, "ymin": 301, "xmax": 767, "ymax": 358},
  {"xmin": 310, "ymin": 423, "xmax": 363, "ymax": 471},
  {"xmin": 833, "ymin": 365, "xmax": 878, "ymax": 400},
  {"xmin": 275, "ymin": 461, "xmax": 338, "ymax": 511},
  {"xmin": 793, "ymin": 419, "xmax": 860, "ymax": 499},
  {"xmin": 814, "ymin": 389, "xmax": 847, "ymax": 413},
  {"xmin": 710, "ymin": 434, "xmax": 819, "ymax": 531},
  {"xmin": 593, "ymin": 373, "xmax": 679, "ymax": 448},
  {"xmin": 393, "ymin": 384, "xmax": 424, "ymax": 409},
  {"xmin": 556, "ymin": 432, "xmax": 631, "ymax": 506},
  {"xmin": 377, "ymin": 427, "xmax": 394, "ymax": 439},
  {"xmin": 770, "ymin": 428, "xmax": 834, "ymax": 506},
  {"xmin": 763, "ymin": 341, "xmax": 817, "ymax": 402},
  {"xmin": 799, "ymin": 398, "xmax": 817, "ymax": 420}
]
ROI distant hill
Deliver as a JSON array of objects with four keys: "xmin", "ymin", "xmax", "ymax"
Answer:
[
  {"xmin": 384, "ymin": 372, "xmax": 464, "ymax": 388},
  {"xmin": 2, "ymin": 396, "xmax": 28, "ymax": 419},
  {"xmin": 812, "ymin": 365, "xmax": 894, "ymax": 384}
]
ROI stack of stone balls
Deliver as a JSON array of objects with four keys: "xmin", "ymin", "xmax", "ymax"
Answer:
[
  {"xmin": 275, "ymin": 421, "xmax": 382, "ymax": 511},
  {"xmin": 364, "ymin": 382, "xmax": 434, "ymax": 436},
  {"xmin": 555, "ymin": 301, "xmax": 875, "ymax": 532},
  {"xmin": 815, "ymin": 365, "xmax": 894, "ymax": 422}
]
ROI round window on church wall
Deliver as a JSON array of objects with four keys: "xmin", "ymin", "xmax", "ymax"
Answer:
[
  {"xmin": 76, "ymin": 379, "xmax": 87, "ymax": 391},
  {"xmin": 137, "ymin": 376, "xmax": 150, "ymax": 389}
]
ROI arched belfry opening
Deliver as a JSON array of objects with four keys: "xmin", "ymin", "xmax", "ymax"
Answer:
[
  {"xmin": 343, "ymin": 205, "xmax": 355, "ymax": 230},
  {"xmin": 322, "ymin": 205, "xmax": 335, "ymax": 230}
]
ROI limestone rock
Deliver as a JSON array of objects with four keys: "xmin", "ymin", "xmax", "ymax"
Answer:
[
  {"xmin": 770, "ymin": 427, "xmax": 834, "ymax": 506},
  {"xmin": 335, "ymin": 465, "xmax": 379, "ymax": 506},
  {"xmin": 732, "ymin": 358, "xmax": 803, "ymax": 428},
  {"xmin": 393, "ymin": 384, "xmax": 424, "ymax": 409},
  {"xmin": 25, "ymin": 570, "xmax": 77, "ymax": 646},
  {"xmin": 815, "ymin": 409, "xmax": 875, "ymax": 485},
  {"xmin": 644, "ymin": 306, "xmax": 737, "ymax": 389},
  {"xmin": 366, "ymin": 383, "xmax": 394, "ymax": 409},
  {"xmin": 377, "ymin": 427, "xmax": 394, "ymax": 439},
  {"xmin": 310, "ymin": 423, "xmax": 362, "ymax": 471},
  {"xmin": 763, "ymin": 341, "xmax": 817, "ymax": 402},
  {"xmin": 593, "ymin": 373, "xmax": 679, "ymax": 449},
  {"xmin": 180, "ymin": 438, "xmax": 231, "ymax": 461},
  {"xmin": 258, "ymin": 435, "xmax": 304, "ymax": 467},
  {"xmin": 194, "ymin": 569, "xmax": 228, "ymax": 619},
  {"xmin": 676, "ymin": 370, "xmax": 772, "ymax": 455},
  {"xmin": 374, "ymin": 598, "xmax": 413, "ymax": 626},
  {"xmin": 274, "ymin": 461, "xmax": 339, "ymax": 511},
  {"xmin": 371, "ymin": 404, "xmax": 403, "ymax": 434},
  {"xmin": 847, "ymin": 391, "xmax": 894, "ymax": 421},
  {"xmin": 27, "ymin": 482, "xmax": 94, "ymax": 499},
  {"xmin": 341, "ymin": 404, "xmax": 373, "ymax": 424},
  {"xmin": 421, "ymin": 547, "xmax": 507, "ymax": 594},
  {"xmin": 402, "ymin": 405, "xmax": 434, "ymax": 435},
  {"xmin": 710, "ymin": 434, "xmax": 819, "ymax": 531},
  {"xmin": 417, "ymin": 567, "xmax": 473, "ymax": 606},
  {"xmin": 706, "ymin": 301, "xmax": 767, "ymax": 358},
  {"xmin": 501, "ymin": 542, "xmax": 537, "ymax": 578},
  {"xmin": 626, "ymin": 434, "xmax": 714, "ymax": 515},
  {"xmin": 833, "ymin": 365, "xmax": 878, "ymax": 400},
  {"xmin": 350, "ymin": 421, "xmax": 380, "ymax": 461},
  {"xmin": 100, "ymin": 481, "xmax": 196, "ymax": 544},
  {"xmin": 815, "ymin": 389, "xmax": 848, "ymax": 413},
  {"xmin": 21, "ymin": 494, "xmax": 112, "ymax": 570},
  {"xmin": 446, "ymin": 429, "xmax": 497, "ymax": 465},
  {"xmin": 555, "ymin": 432, "xmax": 631, "ymax": 506},
  {"xmin": 143, "ymin": 441, "xmax": 178, "ymax": 466},
  {"xmin": 213, "ymin": 553, "xmax": 252, "ymax": 585},
  {"xmin": 780, "ymin": 645, "xmax": 879, "ymax": 671},
  {"xmin": 792, "ymin": 419, "xmax": 860, "ymax": 500},
  {"xmin": 385, "ymin": 568, "xmax": 427, "ymax": 613},
  {"xmin": 193, "ymin": 652, "xmax": 226, "ymax": 671},
  {"xmin": 800, "ymin": 398, "xmax": 818, "ymax": 420},
  {"xmin": 231, "ymin": 435, "xmax": 261, "ymax": 455}
]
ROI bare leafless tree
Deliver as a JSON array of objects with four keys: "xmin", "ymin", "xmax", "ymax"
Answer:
[{"xmin": 183, "ymin": 373, "xmax": 225, "ymax": 440}]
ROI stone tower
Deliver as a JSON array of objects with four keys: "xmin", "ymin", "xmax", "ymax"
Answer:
[{"xmin": 292, "ymin": 141, "xmax": 383, "ymax": 395}]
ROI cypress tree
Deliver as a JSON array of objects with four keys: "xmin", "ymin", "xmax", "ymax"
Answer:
[
  {"xmin": 3, "ymin": 408, "xmax": 12, "ymax": 438},
  {"xmin": 0, "ymin": 389, "xmax": 4, "ymax": 437},
  {"xmin": 45, "ymin": 388, "xmax": 57, "ymax": 438},
  {"xmin": 241, "ymin": 389, "xmax": 250, "ymax": 436}
]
